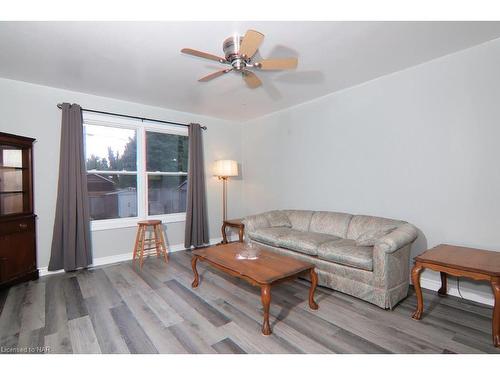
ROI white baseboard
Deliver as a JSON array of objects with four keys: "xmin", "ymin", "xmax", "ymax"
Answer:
[
  {"xmin": 419, "ymin": 276, "xmax": 494, "ymax": 307},
  {"xmin": 38, "ymin": 236, "xmax": 227, "ymax": 277}
]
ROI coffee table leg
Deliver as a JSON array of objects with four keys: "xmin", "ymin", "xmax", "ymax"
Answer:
[
  {"xmin": 438, "ymin": 272, "xmax": 447, "ymax": 296},
  {"xmin": 491, "ymin": 278, "xmax": 500, "ymax": 347},
  {"xmin": 411, "ymin": 263, "xmax": 424, "ymax": 320},
  {"xmin": 191, "ymin": 256, "xmax": 199, "ymax": 288},
  {"xmin": 261, "ymin": 284, "xmax": 272, "ymax": 335},
  {"xmin": 309, "ymin": 268, "xmax": 319, "ymax": 310}
]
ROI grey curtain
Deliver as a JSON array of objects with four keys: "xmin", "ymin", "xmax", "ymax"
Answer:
[
  {"xmin": 48, "ymin": 103, "xmax": 92, "ymax": 271},
  {"xmin": 184, "ymin": 123, "xmax": 209, "ymax": 248}
]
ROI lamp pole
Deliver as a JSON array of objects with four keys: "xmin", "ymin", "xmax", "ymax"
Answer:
[{"xmin": 220, "ymin": 176, "xmax": 228, "ymax": 222}]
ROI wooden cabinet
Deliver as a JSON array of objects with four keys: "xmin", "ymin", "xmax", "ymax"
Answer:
[{"xmin": 0, "ymin": 132, "xmax": 38, "ymax": 288}]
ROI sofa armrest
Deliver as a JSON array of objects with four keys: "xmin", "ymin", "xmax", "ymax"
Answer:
[
  {"xmin": 375, "ymin": 223, "xmax": 418, "ymax": 254},
  {"xmin": 373, "ymin": 223, "xmax": 417, "ymax": 291},
  {"xmin": 242, "ymin": 213, "xmax": 270, "ymax": 234}
]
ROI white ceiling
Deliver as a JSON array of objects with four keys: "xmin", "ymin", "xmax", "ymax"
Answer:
[{"xmin": 1, "ymin": 21, "xmax": 500, "ymax": 121}]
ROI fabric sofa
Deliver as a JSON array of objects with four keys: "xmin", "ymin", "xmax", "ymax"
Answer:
[{"xmin": 243, "ymin": 210, "xmax": 418, "ymax": 309}]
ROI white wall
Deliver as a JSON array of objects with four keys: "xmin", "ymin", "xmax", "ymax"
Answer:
[
  {"xmin": 0, "ymin": 77, "xmax": 243, "ymax": 268},
  {"xmin": 242, "ymin": 39, "xmax": 500, "ymax": 305}
]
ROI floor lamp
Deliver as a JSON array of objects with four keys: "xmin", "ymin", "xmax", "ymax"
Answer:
[{"xmin": 213, "ymin": 159, "xmax": 238, "ymax": 222}]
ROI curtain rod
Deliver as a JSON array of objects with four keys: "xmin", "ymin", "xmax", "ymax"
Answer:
[{"xmin": 56, "ymin": 103, "xmax": 207, "ymax": 130}]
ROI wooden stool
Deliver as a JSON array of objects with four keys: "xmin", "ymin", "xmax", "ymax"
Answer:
[{"xmin": 132, "ymin": 220, "xmax": 169, "ymax": 268}]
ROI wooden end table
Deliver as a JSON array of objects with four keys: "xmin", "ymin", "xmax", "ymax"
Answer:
[
  {"xmin": 191, "ymin": 242, "xmax": 318, "ymax": 335},
  {"xmin": 411, "ymin": 244, "xmax": 500, "ymax": 347},
  {"xmin": 221, "ymin": 218, "xmax": 244, "ymax": 244}
]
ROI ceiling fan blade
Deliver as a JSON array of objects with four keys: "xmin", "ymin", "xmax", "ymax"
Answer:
[
  {"xmin": 181, "ymin": 48, "xmax": 226, "ymax": 63},
  {"xmin": 243, "ymin": 71, "xmax": 262, "ymax": 89},
  {"xmin": 240, "ymin": 30, "xmax": 264, "ymax": 59},
  {"xmin": 198, "ymin": 68, "xmax": 233, "ymax": 82},
  {"xmin": 258, "ymin": 58, "xmax": 298, "ymax": 70}
]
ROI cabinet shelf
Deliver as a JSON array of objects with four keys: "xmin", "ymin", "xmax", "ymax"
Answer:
[{"xmin": 0, "ymin": 190, "xmax": 25, "ymax": 194}]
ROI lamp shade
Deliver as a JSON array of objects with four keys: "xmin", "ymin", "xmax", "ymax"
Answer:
[{"xmin": 213, "ymin": 159, "xmax": 238, "ymax": 177}]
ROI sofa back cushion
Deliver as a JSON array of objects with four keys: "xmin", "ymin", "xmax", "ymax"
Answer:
[
  {"xmin": 283, "ymin": 210, "xmax": 314, "ymax": 232},
  {"xmin": 264, "ymin": 210, "xmax": 292, "ymax": 228},
  {"xmin": 309, "ymin": 211, "xmax": 353, "ymax": 238},
  {"xmin": 346, "ymin": 215, "xmax": 403, "ymax": 240}
]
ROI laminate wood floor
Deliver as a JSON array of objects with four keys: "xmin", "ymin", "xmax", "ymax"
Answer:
[{"xmin": 1, "ymin": 250, "xmax": 499, "ymax": 354}]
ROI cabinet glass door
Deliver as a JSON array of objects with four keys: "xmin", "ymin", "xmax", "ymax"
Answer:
[{"xmin": 0, "ymin": 145, "xmax": 29, "ymax": 215}]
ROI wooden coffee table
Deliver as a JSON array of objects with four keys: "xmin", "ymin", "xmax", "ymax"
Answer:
[
  {"xmin": 191, "ymin": 242, "xmax": 319, "ymax": 335},
  {"xmin": 411, "ymin": 244, "xmax": 500, "ymax": 347}
]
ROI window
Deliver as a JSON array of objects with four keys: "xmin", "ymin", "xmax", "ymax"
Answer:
[
  {"xmin": 146, "ymin": 131, "xmax": 188, "ymax": 215},
  {"xmin": 85, "ymin": 125, "xmax": 138, "ymax": 221},
  {"xmin": 83, "ymin": 113, "xmax": 189, "ymax": 230}
]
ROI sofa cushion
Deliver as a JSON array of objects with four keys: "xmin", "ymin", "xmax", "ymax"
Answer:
[
  {"xmin": 317, "ymin": 239, "xmax": 374, "ymax": 271},
  {"xmin": 248, "ymin": 227, "xmax": 291, "ymax": 247},
  {"xmin": 346, "ymin": 215, "xmax": 403, "ymax": 240},
  {"xmin": 355, "ymin": 225, "xmax": 397, "ymax": 246},
  {"xmin": 264, "ymin": 210, "xmax": 292, "ymax": 228},
  {"xmin": 283, "ymin": 210, "xmax": 314, "ymax": 231},
  {"xmin": 309, "ymin": 211, "xmax": 353, "ymax": 238},
  {"xmin": 243, "ymin": 213, "xmax": 270, "ymax": 233},
  {"xmin": 278, "ymin": 230, "xmax": 339, "ymax": 256}
]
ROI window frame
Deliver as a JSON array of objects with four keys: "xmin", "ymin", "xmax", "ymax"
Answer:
[{"xmin": 83, "ymin": 112, "xmax": 189, "ymax": 231}]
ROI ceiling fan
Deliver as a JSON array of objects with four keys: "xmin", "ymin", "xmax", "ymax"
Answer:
[{"xmin": 181, "ymin": 29, "xmax": 298, "ymax": 89}]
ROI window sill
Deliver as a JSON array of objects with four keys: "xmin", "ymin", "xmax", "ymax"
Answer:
[{"xmin": 90, "ymin": 213, "xmax": 186, "ymax": 231}]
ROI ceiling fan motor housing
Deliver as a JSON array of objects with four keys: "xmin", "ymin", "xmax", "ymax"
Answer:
[
  {"xmin": 223, "ymin": 35, "xmax": 248, "ymax": 70},
  {"xmin": 223, "ymin": 36, "xmax": 242, "ymax": 60}
]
